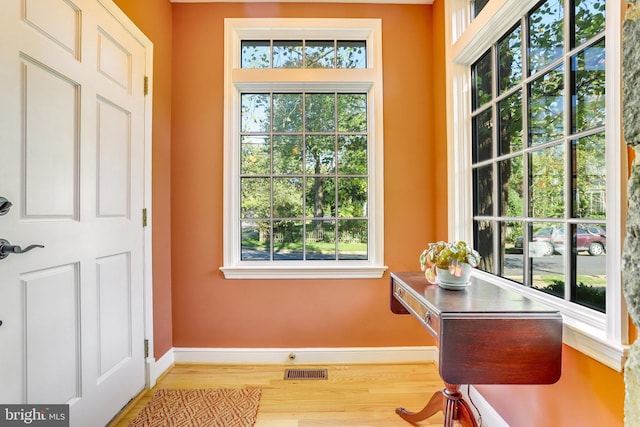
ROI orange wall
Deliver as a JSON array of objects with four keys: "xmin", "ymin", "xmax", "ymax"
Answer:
[
  {"xmin": 112, "ymin": 0, "xmax": 174, "ymax": 358},
  {"xmin": 170, "ymin": 2, "xmax": 442, "ymax": 349},
  {"xmin": 477, "ymin": 346, "xmax": 625, "ymax": 426}
]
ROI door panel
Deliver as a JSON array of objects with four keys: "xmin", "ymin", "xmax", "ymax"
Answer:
[
  {"xmin": 97, "ymin": 98, "xmax": 131, "ymax": 218},
  {"xmin": 24, "ymin": 0, "xmax": 80, "ymax": 58},
  {"xmin": 97, "ymin": 29, "xmax": 132, "ymax": 91},
  {"xmin": 97, "ymin": 252, "xmax": 132, "ymax": 379},
  {"xmin": 24, "ymin": 264, "xmax": 79, "ymax": 404},
  {"xmin": 24, "ymin": 58, "xmax": 79, "ymax": 218}
]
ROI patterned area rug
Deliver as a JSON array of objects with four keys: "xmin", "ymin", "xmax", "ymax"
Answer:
[{"xmin": 129, "ymin": 388, "xmax": 261, "ymax": 427}]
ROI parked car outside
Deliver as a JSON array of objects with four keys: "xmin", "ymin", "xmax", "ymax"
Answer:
[{"xmin": 514, "ymin": 225, "xmax": 606, "ymax": 256}]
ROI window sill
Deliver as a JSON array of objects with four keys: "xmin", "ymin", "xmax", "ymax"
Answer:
[
  {"xmin": 472, "ymin": 270, "xmax": 628, "ymax": 372},
  {"xmin": 561, "ymin": 318, "xmax": 628, "ymax": 372},
  {"xmin": 220, "ymin": 264, "xmax": 388, "ymax": 279}
]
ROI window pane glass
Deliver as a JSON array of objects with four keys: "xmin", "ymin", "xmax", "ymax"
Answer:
[
  {"xmin": 338, "ymin": 135, "xmax": 367, "ymax": 175},
  {"xmin": 338, "ymin": 177, "xmax": 367, "ymax": 217},
  {"xmin": 498, "ymin": 90, "xmax": 523, "ymax": 155},
  {"xmin": 574, "ymin": 224, "xmax": 607, "ymax": 256},
  {"xmin": 305, "ymin": 40, "xmax": 335, "ymax": 68},
  {"xmin": 306, "ymin": 219, "xmax": 336, "ymax": 260},
  {"xmin": 530, "ymin": 223, "xmax": 565, "ymax": 257},
  {"xmin": 528, "ymin": 0, "xmax": 564, "ymax": 75},
  {"xmin": 472, "ymin": 108, "xmax": 493, "ymax": 163},
  {"xmin": 273, "ymin": 135, "xmax": 303, "ymax": 175},
  {"xmin": 273, "ymin": 177, "xmax": 303, "ymax": 218},
  {"xmin": 571, "ymin": 39, "xmax": 606, "ymax": 134},
  {"xmin": 241, "ymin": 136, "xmax": 270, "ymax": 175},
  {"xmin": 572, "ymin": 133, "xmax": 606, "ymax": 219},
  {"xmin": 473, "ymin": 165, "xmax": 493, "ymax": 216},
  {"xmin": 529, "ymin": 144, "xmax": 565, "ymax": 218},
  {"xmin": 273, "ymin": 40, "xmax": 303, "ymax": 68},
  {"xmin": 528, "ymin": 65, "xmax": 564, "ymax": 146},
  {"xmin": 529, "ymin": 222, "xmax": 566, "ymax": 294},
  {"xmin": 337, "ymin": 93, "xmax": 367, "ymax": 132},
  {"xmin": 473, "ymin": 220, "xmax": 493, "ymax": 273},
  {"xmin": 241, "ymin": 177, "xmax": 271, "ymax": 218},
  {"xmin": 241, "ymin": 40, "xmax": 270, "ymax": 68},
  {"xmin": 273, "ymin": 220, "xmax": 303, "ymax": 260},
  {"xmin": 573, "ymin": 223, "xmax": 607, "ymax": 312},
  {"xmin": 338, "ymin": 219, "xmax": 367, "ymax": 260},
  {"xmin": 273, "ymin": 93, "xmax": 303, "ymax": 132},
  {"xmin": 241, "ymin": 220, "xmax": 271, "ymax": 260},
  {"xmin": 574, "ymin": 0, "xmax": 606, "ymax": 47},
  {"xmin": 337, "ymin": 41, "xmax": 366, "ymax": 69},
  {"xmin": 241, "ymin": 39, "xmax": 368, "ymax": 69},
  {"xmin": 305, "ymin": 93, "xmax": 336, "ymax": 132},
  {"xmin": 472, "ymin": 50, "xmax": 492, "ymax": 110},
  {"xmin": 305, "ymin": 177, "xmax": 335, "ymax": 218},
  {"xmin": 305, "ymin": 135, "xmax": 335, "ymax": 174},
  {"xmin": 498, "ymin": 25, "xmax": 522, "ymax": 94},
  {"xmin": 241, "ymin": 94, "xmax": 271, "ymax": 133},
  {"xmin": 501, "ymin": 221, "xmax": 524, "ymax": 284},
  {"xmin": 498, "ymin": 155, "xmax": 523, "ymax": 217}
]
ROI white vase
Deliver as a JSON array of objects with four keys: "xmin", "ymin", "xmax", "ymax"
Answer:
[{"xmin": 436, "ymin": 263, "xmax": 472, "ymax": 290}]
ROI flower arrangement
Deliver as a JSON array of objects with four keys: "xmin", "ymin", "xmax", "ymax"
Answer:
[{"xmin": 419, "ymin": 241, "xmax": 481, "ymax": 284}]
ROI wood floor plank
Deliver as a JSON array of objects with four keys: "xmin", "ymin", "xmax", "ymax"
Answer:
[{"xmin": 109, "ymin": 362, "xmax": 462, "ymax": 427}]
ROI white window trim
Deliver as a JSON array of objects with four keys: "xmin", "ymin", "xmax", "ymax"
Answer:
[
  {"xmin": 221, "ymin": 18, "xmax": 387, "ymax": 279},
  {"xmin": 445, "ymin": 0, "xmax": 628, "ymax": 371}
]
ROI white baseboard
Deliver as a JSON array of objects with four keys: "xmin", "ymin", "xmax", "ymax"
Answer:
[
  {"xmin": 146, "ymin": 349, "xmax": 175, "ymax": 388},
  {"xmin": 172, "ymin": 346, "xmax": 437, "ymax": 365},
  {"xmin": 462, "ymin": 385, "xmax": 509, "ymax": 427}
]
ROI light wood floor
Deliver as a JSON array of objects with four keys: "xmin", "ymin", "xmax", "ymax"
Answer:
[{"xmin": 109, "ymin": 362, "xmax": 464, "ymax": 427}]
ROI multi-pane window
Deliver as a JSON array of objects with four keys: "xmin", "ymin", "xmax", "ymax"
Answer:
[
  {"xmin": 222, "ymin": 19, "xmax": 385, "ymax": 279},
  {"xmin": 240, "ymin": 92, "xmax": 369, "ymax": 261},
  {"xmin": 470, "ymin": 0, "xmax": 607, "ymax": 312}
]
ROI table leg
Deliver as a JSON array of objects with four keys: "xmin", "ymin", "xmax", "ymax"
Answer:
[
  {"xmin": 396, "ymin": 389, "xmax": 444, "ymax": 423},
  {"xmin": 395, "ymin": 383, "xmax": 478, "ymax": 427},
  {"xmin": 442, "ymin": 383, "xmax": 478, "ymax": 427}
]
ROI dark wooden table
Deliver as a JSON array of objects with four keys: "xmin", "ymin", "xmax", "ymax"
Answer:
[{"xmin": 390, "ymin": 272, "xmax": 563, "ymax": 427}]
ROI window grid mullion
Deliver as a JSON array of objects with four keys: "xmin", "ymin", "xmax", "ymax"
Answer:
[
  {"xmin": 520, "ymin": 14, "xmax": 533, "ymax": 286},
  {"xmin": 562, "ymin": 0, "xmax": 571, "ymax": 298},
  {"xmin": 491, "ymin": 43, "xmax": 500, "ymax": 276},
  {"xmin": 269, "ymin": 93, "xmax": 275, "ymax": 261},
  {"xmin": 302, "ymin": 91, "xmax": 308, "ymax": 260},
  {"xmin": 336, "ymin": 94, "xmax": 342, "ymax": 257},
  {"xmin": 563, "ymin": 29, "xmax": 573, "ymax": 301}
]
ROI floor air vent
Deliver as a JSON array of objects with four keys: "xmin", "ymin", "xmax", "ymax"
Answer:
[{"xmin": 284, "ymin": 368, "xmax": 328, "ymax": 380}]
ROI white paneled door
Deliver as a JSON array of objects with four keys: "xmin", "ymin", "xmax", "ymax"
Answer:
[{"xmin": 0, "ymin": 1, "xmax": 149, "ymax": 425}]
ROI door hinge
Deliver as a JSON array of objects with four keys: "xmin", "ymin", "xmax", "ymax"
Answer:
[
  {"xmin": 144, "ymin": 76, "xmax": 149, "ymax": 95},
  {"xmin": 144, "ymin": 339, "xmax": 149, "ymax": 358},
  {"xmin": 142, "ymin": 208, "xmax": 148, "ymax": 227}
]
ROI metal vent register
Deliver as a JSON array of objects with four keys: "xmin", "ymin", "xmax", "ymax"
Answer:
[{"xmin": 284, "ymin": 369, "xmax": 328, "ymax": 380}]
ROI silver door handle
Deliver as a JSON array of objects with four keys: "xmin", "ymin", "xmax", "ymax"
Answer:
[
  {"xmin": 0, "ymin": 197, "xmax": 11, "ymax": 216},
  {"xmin": 0, "ymin": 239, "xmax": 44, "ymax": 260}
]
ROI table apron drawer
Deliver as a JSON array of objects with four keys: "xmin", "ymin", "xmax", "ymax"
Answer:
[{"xmin": 393, "ymin": 280, "xmax": 440, "ymax": 338}]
